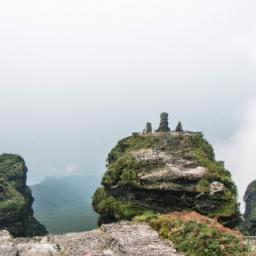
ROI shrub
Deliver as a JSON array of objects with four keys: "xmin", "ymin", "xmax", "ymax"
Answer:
[{"xmin": 134, "ymin": 211, "xmax": 251, "ymax": 256}]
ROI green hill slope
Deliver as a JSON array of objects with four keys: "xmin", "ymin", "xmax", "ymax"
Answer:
[{"xmin": 30, "ymin": 175, "xmax": 100, "ymax": 234}]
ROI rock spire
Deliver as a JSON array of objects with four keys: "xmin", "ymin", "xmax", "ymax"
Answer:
[
  {"xmin": 143, "ymin": 122, "xmax": 152, "ymax": 134},
  {"xmin": 175, "ymin": 121, "xmax": 183, "ymax": 132},
  {"xmin": 155, "ymin": 112, "xmax": 170, "ymax": 132}
]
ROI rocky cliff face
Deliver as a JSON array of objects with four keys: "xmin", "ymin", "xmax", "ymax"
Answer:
[
  {"xmin": 0, "ymin": 153, "xmax": 47, "ymax": 237},
  {"xmin": 241, "ymin": 180, "xmax": 256, "ymax": 235},
  {"xmin": 92, "ymin": 132, "xmax": 240, "ymax": 228},
  {"xmin": 0, "ymin": 221, "xmax": 182, "ymax": 256}
]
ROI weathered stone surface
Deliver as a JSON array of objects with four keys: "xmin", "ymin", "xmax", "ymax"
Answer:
[
  {"xmin": 132, "ymin": 148, "xmax": 206, "ymax": 181},
  {"xmin": 0, "ymin": 154, "xmax": 47, "ymax": 237},
  {"xmin": 155, "ymin": 112, "xmax": 170, "ymax": 132},
  {"xmin": 0, "ymin": 247, "xmax": 18, "ymax": 256},
  {"xmin": 95, "ymin": 131, "xmax": 240, "ymax": 228},
  {"xmin": 0, "ymin": 222, "xmax": 183, "ymax": 256},
  {"xmin": 209, "ymin": 181, "xmax": 224, "ymax": 195},
  {"xmin": 143, "ymin": 122, "xmax": 152, "ymax": 134},
  {"xmin": 0, "ymin": 230, "xmax": 18, "ymax": 256}
]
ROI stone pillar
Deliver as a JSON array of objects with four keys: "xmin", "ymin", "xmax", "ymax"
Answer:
[
  {"xmin": 143, "ymin": 122, "xmax": 152, "ymax": 134},
  {"xmin": 175, "ymin": 121, "xmax": 183, "ymax": 132},
  {"xmin": 155, "ymin": 112, "xmax": 170, "ymax": 132}
]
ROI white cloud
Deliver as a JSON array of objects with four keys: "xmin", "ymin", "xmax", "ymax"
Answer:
[
  {"xmin": 215, "ymin": 99, "xmax": 256, "ymax": 213},
  {"xmin": 226, "ymin": 32, "xmax": 256, "ymax": 71},
  {"xmin": 65, "ymin": 163, "xmax": 78, "ymax": 175}
]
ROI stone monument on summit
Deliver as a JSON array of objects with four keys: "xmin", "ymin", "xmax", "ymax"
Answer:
[
  {"xmin": 155, "ymin": 112, "xmax": 170, "ymax": 132},
  {"xmin": 143, "ymin": 122, "xmax": 152, "ymax": 134}
]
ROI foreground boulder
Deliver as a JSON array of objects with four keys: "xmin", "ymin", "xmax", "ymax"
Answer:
[
  {"xmin": 93, "ymin": 131, "xmax": 240, "ymax": 228},
  {"xmin": 0, "ymin": 221, "xmax": 182, "ymax": 256},
  {"xmin": 0, "ymin": 154, "xmax": 47, "ymax": 237}
]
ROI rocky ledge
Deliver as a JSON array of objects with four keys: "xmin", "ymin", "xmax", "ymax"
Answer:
[{"xmin": 0, "ymin": 221, "xmax": 182, "ymax": 256}]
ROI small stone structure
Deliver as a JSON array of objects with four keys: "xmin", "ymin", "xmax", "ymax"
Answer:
[
  {"xmin": 143, "ymin": 122, "xmax": 152, "ymax": 134},
  {"xmin": 155, "ymin": 112, "xmax": 170, "ymax": 132},
  {"xmin": 175, "ymin": 121, "xmax": 183, "ymax": 132}
]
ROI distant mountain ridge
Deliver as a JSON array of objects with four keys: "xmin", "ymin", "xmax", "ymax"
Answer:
[{"xmin": 30, "ymin": 175, "xmax": 100, "ymax": 234}]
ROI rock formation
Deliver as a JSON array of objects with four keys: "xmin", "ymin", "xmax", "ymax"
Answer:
[
  {"xmin": 93, "ymin": 131, "xmax": 240, "ymax": 228},
  {"xmin": 155, "ymin": 112, "xmax": 170, "ymax": 132},
  {"xmin": 0, "ymin": 221, "xmax": 182, "ymax": 256},
  {"xmin": 143, "ymin": 122, "xmax": 152, "ymax": 134},
  {"xmin": 175, "ymin": 121, "xmax": 183, "ymax": 132},
  {"xmin": 0, "ymin": 154, "xmax": 47, "ymax": 237},
  {"xmin": 241, "ymin": 180, "xmax": 256, "ymax": 235}
]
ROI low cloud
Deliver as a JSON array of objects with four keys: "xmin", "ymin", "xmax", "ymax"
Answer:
[
  {"xmin": 215, "ymin": 99, "xmax": 256, "ymax": 213},
  {"xmin": 65, "ymin": 163, "xmax": 78, "ymax": 175}
]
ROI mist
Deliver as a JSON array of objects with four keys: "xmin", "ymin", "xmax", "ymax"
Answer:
[
  {"xmin": 215, "ymin": 99, "xmax": 256, "ymax": 212},
  {"xmin": 0, "ymin": 1, "xmax": 256, "ymax": 210}
]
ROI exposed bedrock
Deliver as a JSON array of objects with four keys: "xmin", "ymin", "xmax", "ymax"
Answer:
[
  {"xmin": 0, "ymin": 222, "xmax": 182, "ymax": 256},
  {"xmin": 92, "ymin": 132, "xmax": 240, "ymax": 228}
]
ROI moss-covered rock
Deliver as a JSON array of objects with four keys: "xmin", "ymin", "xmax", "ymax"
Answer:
[
  {"xmin": 240, "ymin": 180, "xmax": 256, "ymax": 235},
  {"xmin": 92, "ymin": 132, "xmax": 240, "ymax": 228},
  {"xmin": 0, "ymin": 153, "xmax": 47, "ymax": 237}
]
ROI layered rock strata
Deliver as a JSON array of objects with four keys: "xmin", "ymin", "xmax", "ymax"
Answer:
[
  {"xmin": 93, "ymin": 131, "xmax": 240, "ymax": 228},
  {"xmin": 0, "ymin": 154, "xmax": 47, "ymax": 237}
]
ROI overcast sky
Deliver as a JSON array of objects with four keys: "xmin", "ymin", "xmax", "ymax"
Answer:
[{"xmin": 0, "ymin": 1, "xmax": 256, "ymax": 211}]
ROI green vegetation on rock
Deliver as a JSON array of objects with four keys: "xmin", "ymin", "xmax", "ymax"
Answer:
[
  {"xmin": 0, "ymin": 178, "xmax": 26, "ymax": 220},
  {"xmin": 92, "ymin": 187, "xmax": 150, "ymax": 223},
  {"xmin": 240, "ymin": 180, "xmax": 256, "ymax": 235},
  {"xmin": 0, "ymin": 153, "xmax": 47, "ymax": 237},
  {"xmin": 92, "ymin": 131, "xmax": 241, "ymax": 228},
  {"xmin": 134, "ymin": 211, "xmax": 251, "ymax": 256}
]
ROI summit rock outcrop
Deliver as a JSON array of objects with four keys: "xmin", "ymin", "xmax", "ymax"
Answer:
[
  {"xmin": 155, "ymin": 112, "xmax": 170, "ymax": 132},
  {"xmin": 0, "ymin": 153, "xmax": 47, "ymax": 237},
  {"xmin": 92, "ymin": 130, "xmax": 240, "ymax": 228}
]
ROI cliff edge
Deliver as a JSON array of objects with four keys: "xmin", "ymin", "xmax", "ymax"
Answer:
[{"xmin": 0, "ymin": 153, "xmax": 47, "ymax": 237}]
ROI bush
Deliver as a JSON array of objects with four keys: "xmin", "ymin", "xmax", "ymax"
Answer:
[{"xmin": 134, "ymin": 211, "xmax": 251, "ymax": 256}]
